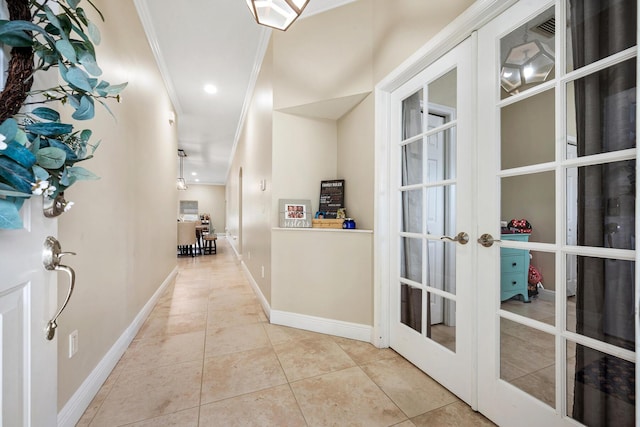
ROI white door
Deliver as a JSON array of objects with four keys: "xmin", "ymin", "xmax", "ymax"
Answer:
[
  {"xmin": 0, "ymin": 197, "xmax": 58, "ymax": 426},
  {"xmin": 389, "ymin": 38, "xmax": 475, "ymax": 404},
  {"xmin": 477, "ymin": 0, "xmax": 637, "ymax": 425}
]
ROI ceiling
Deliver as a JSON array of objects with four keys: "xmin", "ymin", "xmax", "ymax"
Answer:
[{"xmin": 134, "ymin": 0, "xmax": 355, "ymax": 186}]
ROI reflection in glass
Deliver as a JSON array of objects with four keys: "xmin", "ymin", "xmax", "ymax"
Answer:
[
  {"xmin": 400, "ymin": 284, "xmax": 422, "ymax": 333},
  {"xmin": 570, "ymin": 346, "xmax": 635, "ymax": 425},
  {"xmin": 572, "ymin": 255, "xmax": 635, "ymax": 348},
  {"xmin": 402, "ymin": 140, "xmax": 422, "ymax": 186},
  {"xmin": 427, "ymin": 129, "xmax": 455, "ymax": 182},
  {"xmin": 401, "ymin": 189, "xmax": 422, "ymax": 234},
  {"xmin": 565, "ymin": 60, "xmax": 637, "ymax": 158},
  {"xmin": 500, "ymin": 7, "xmax": 555, "ymax": 98},
  {"xmin": 501, "ymin": 171, "xmax": 556, "ymax": 244},
  {"xmin": 566, "ymin": 0, "xmax": 637, "ymax": 73},
  {"xmin": 428, "ymin": 68, "xmax": 457, "ymax": 117},
  {"xmin": 501, "ymin": 89, "xmax": 555, "ymax": 169},
  {"xmin": 430, "ymin": 294, "xmax": 456, "ymax": 352},
  {"xmin": 500, "ymin": 318, "xmax": 555, "ymax": 408},
  {"xmin": 400, "ymin": 237, "xmax": 422, "ymax": 283},
  {"xmin": 427, "ymin": 239, "xmax": 456, "ymax": 296},
  {"xmin": 402, "ymin": 89, "xmax": 423, "ymax": 140},
  {"xmin": 501, "ymin": 250, "xmax": 555, "ymax": 326},
  {"xmin": 574, "ymin": 161, "xmax": 635, "ymax": 250}
]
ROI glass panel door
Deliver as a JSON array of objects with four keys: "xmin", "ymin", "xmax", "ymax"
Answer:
[
  {"xmin": 478, "ymin": 0, "xmax": 637, "ymax": 425},
  {"xmin": 390, "ymin": 38, "xmax": 475, "ymax": 404}
]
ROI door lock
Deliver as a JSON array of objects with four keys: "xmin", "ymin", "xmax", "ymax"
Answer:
[{"xmin": 42, "ymin": 236, "xmax": 76, "ymax": 341}]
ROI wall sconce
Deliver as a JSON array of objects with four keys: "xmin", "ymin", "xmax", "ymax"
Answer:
[
  {"xmin": 259, "ymin": 179, "xmax": 267, "ymax": 191},
  {"xmin": 245, "ymin": 0, "xmax": 310, "ymax": 31},
  {"xmin": 168, "ymin": 111, "xmax": 176, "ymax": 126},
  {"xmin": 501, "ymin": 39, "xmax": 554, "ymax": 94}
]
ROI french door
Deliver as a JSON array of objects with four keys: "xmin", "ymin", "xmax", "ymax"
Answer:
[
  {"xmin": 389, "ymin": 38, "xmax": 475, "ymax": 405},
  {"xmin": 477, "ymin": 0, "xmax": 637, "ymax": 425}
]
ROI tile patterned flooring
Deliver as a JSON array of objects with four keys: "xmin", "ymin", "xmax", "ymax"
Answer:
[{"xmin": 77, "ymin": 238, "xmax": 494, "ymax": 426}]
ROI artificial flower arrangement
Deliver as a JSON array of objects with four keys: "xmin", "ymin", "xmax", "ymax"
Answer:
[{"xmin": 0, "ymin": 0, "xmax": 126, "ymax": 229}]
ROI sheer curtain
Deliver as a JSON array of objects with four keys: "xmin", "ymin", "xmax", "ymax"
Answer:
[{"xmin": 570, "ymin": 0, "xmax": 636, "ymax": 424}]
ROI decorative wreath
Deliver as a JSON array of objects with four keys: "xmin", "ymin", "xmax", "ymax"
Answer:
[{"xmin": 0, "ymin": 0, "xmax": 126, "ymax": 229}]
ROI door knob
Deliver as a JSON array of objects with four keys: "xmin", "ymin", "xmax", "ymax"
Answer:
[
  {"xmin": 42, "ymin": 236, "xmax": 77, "ymax": 341},
  {"xmin": 440, "ymin": 232, "xmax": 469, "ymax": 245},
  {"xmin": 477, "ymin": 233, "xmax": 501, "ymax": 247}
]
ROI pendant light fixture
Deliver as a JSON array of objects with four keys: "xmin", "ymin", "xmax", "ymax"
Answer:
[
  {"xmin": 246, "ymin": 0, "xmax": 310, "ymax": 31},
  {"xmin": 177, "ymin": 149, "xmax": 188, "ymax": 190}
]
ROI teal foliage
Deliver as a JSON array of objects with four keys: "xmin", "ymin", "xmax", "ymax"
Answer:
[{"xmin": 0, "ymin": 0, "xmax": 126, "ymax": 229}]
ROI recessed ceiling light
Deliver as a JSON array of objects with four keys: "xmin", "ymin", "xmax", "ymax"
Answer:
[
  {"xmin": 191, "ymin": 172, "xmax": 197, "ymax": 176},
  {"xmin": 204, "ymin": 84, "xmax": 218, "ymax": 94},
  {"xmin": 195, "ymin": 179, "xmax": 200, "ymax": 182}
]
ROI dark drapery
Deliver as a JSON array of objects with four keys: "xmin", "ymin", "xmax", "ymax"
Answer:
[{"xmin": 571, "ymin": 0, "xmax": 637, "ymax": 425}]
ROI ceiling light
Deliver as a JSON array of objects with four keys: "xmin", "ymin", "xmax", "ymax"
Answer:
[
  {"xmin": 191, "ymin": 172, "xmax": 197, "ymax": 176},
  {"xmin": 501, "ymin": 39, "xmax": 554, "ymax": 94},
  {"xmin": 204, "ymin": 84, "xmax": 218, "ymax": 94},
  {"xmin": 245, "ymin": 0, "xmax": 310, "ymax": 31},
  {"xmin": 177, "ymin": 149, "xmax": 188, "ymax": 190}
]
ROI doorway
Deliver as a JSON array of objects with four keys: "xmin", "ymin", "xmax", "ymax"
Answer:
[{"xmin": 378, "ymin": 0, "xmax": 638, "ymax": 425}]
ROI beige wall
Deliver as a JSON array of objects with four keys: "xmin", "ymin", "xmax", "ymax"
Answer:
[
  {"xmin": 501, "ymin": 89, "xmax": 557, "ymax": 289},
  {"xmin": 178, "ymin": 184, "xmax": 226, "ymax": 233},
  {"xmin": 57, "ymin": 0, "xmax": 177, "ymax": 409},
  {"xmin": 227, "ymin": 39, "xmax": 275, "ymax": 301},
  {"xmin": 272, "ymin": 229, "xmax": 373, "ymax": 324},
  {"xmin": 226, "ymin": 1, "xmax": 475, "ymax": 319}
]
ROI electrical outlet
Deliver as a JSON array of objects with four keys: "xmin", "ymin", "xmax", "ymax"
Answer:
[{"xmin": 69, "ymin": 330, "xmax": 78, "ymax": 358}]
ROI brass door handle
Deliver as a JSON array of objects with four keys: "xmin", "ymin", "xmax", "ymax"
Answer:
[
  {"xmin": 440, "ymin": 232, "xmax": 469, "ymax": 245},
  {"xmin": 42, "ymin": 236, "xmax": 77, "ymax": 341},
  {"xmin": 477, "ymin": 233, "xmax": 501, "ymax": 247}
]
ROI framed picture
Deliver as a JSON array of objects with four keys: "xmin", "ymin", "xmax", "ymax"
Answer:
[
  {"xmin": 279, "ymin": 199, "xmax": 312, "ymax": 228},
  {"xmin": 319, "ymin": 179, "xmax": 344, "ymax": 219}
]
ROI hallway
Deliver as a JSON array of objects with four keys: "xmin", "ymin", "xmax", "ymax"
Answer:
[{"xmin": 77, "ymin": 238, "xmax": 493, "ymax": 426}]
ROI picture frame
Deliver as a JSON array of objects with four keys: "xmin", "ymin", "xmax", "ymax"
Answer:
[{"xmin": 279, "ymin": 199, "xmax": 312, "ymax": 228}]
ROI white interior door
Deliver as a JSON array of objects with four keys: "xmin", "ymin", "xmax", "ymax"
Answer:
[
  {"xmin": 389, "ymin": 37, "xmax": 475, "ymax": 404},
  {"xmin": 477, "ymin": 0, "xmax": 637, "ymax": 425},
  {"xmin": 0, "ymin": 198, "xmax": 58, "ymax": 426}
]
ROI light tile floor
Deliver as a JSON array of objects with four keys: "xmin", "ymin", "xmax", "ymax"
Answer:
[{"xmin": 77, "ymin": 238, "xmax": 494, "ymax": 426}]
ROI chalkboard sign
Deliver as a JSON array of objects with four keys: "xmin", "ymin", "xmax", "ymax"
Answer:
[{"xmin": 319, "ymin": 179, "xmax": 345, "ymax": 218}]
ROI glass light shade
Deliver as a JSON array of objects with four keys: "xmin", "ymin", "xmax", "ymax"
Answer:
[
  {"xmin": 246, "ymin": 0, "xmax": 310, "ymax": 31},
  {"xmin": 500, "ymin": 39, "xmax": 555, "ymax": 94},
  {"xmin": 177, "ymin": 177, "xmax": 187, "ymax": 190}
]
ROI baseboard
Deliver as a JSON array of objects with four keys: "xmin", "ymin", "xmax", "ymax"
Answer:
[
  {"xmin": 270, "ymin": 310, "xmax": 372, "ymax": 343},
  {"xmin": 240, "ymin": 260, "xmax": 271, "ymax": 319},
  {"xmin": 57, "ymin": 266, "xmax": 178, "ymax": 427}
]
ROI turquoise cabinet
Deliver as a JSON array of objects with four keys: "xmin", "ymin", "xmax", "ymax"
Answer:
[{"xmin": 500, "ymin": 233, "xmax": 530, "ymax": 302}]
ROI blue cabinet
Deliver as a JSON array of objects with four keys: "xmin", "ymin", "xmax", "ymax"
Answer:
[{"xmin": 500, "ymin": 233, "xmax": 530, "ymax": 302}]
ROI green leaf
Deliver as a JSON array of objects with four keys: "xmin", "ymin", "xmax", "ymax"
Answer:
[
  {"xmin": 79, "ymin": 51, "xmax": 102, "ymax": 76},
  {"xmin": 80, "ymin": 129, "xmax": 92, "ymax": 143},
  {"xmin": 0, "ymin": 20, "xmax": 34, "ymax": 47},
  {"xmin": 67, "ymin": 166, "xmax": 99, "ymax": 180},
  {"xmin": 0, "ymin": 118, "xmax": 18, "ymax": 141},
  {"xmin": 47, "ymin": 139, "xmax": 78, "ymax": 162},
  {"xmin": 0, "ymin": 182, "xmax": 31, "ymax": 197},
  {"xmin": 1, "ymin": 141, "xmax": 37, "ymax": 168},
  {"xmin": 67, "ymin": 0, "xmax": 81, "ymax": 9},
  {"xmin": 55, "ymin": 39, "xmax": 77, "ymax": 62},
  {"xmin": 26, "ymin": 122, "xmax": 73, "ymax": 137},
  {"xmin": 31, "ymin": 107, "xmax": 60, "ymax": 122},
  {"xmin": 14, "ymin": 129, "xmax": 29, "ymax": 147},
  {"xmin": 104, "ymin": 82, "xmax": 128, "ymax": 95},
  {"xmin": 36, "ymin": 146, "xmax": 66, "ymax": 169},
  {"xmin": 65, "ymin": 66, "xmax": 94, "ymax": 92},
  {"xmin": 0, "ymin": 157, "xmax": 34, "ymax": 194},
  {"xmin": 0, "ymin": 199, "xmax": 23, "ymax": 229},
  {"xmin": 44, "ymin": 5, "xmax": 64, "ymax": 35},
  {"xmin": 72, "ymin": 95, "xmax": 95, "ymax": 120},
  {"xmin": 88, "ymin": 21, "xmax": 101, "ymax": 44},
  {"xmin": 32, "ymin": 165, "xmax": 50, "ymax": 181}
]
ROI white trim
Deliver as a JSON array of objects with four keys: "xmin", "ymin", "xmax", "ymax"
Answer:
[
  {"xmin": 240, "ymin": 260, "xmax": 271, "ymax": 319},
  {"xmin": 57, "ymin": 267, "xmax": 178, "ymax": 427},
  {"xmin": 270, "ymin": 310, "xmax": 373, "ymax": 343}
]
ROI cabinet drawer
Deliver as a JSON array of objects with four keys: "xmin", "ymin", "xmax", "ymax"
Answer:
[
  {"xmin": 500, "ymin": 255, "xmax": 526, "ymax": 273},
  {"xmin": 501, "ymin": 272, "xmax": 527, "ymax": 291}
]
